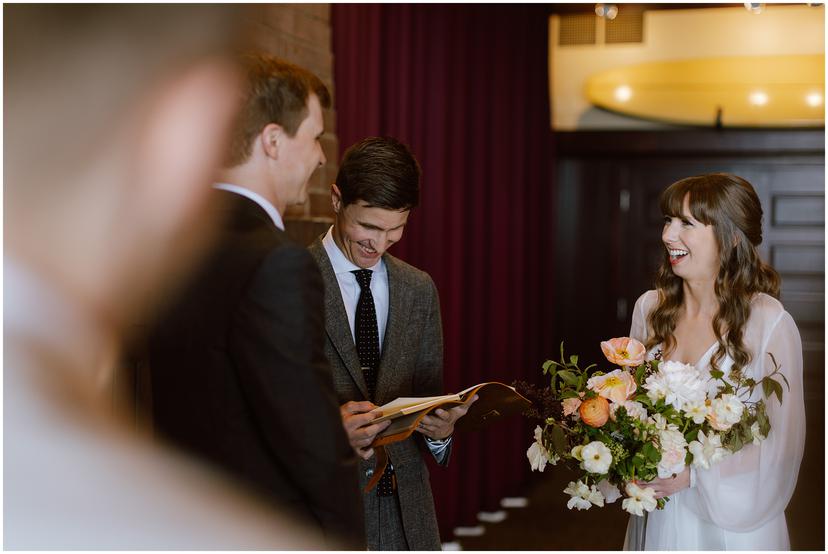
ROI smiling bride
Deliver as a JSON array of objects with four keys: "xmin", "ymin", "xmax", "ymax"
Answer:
[{"xmin": 623, "ymin": 173, "xmax": 805, "ymax": 550}]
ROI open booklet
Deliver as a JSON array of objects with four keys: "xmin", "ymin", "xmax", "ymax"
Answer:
[
  {"xmin": 363, "ymin": 381, "xmax": 531, "ymax": 493},
  {"xmin": 370, "ymin": 381, "xmax": 531, "ymax": 442},
  {"xmin": 371, "ymin": 383, "xmax": 485, "ymax": 424}
]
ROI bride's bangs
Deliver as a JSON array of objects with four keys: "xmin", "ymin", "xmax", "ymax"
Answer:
[
  {"xmin": 659, "ymin": 179, "xmax": 688, "ymax": 218},
  {"xmin": 660, "ymin": 176, "xmax": 717, "ymax": 226}
]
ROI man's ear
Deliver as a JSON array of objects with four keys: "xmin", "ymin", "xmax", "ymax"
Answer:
[
  {"xmin": 260, "ymin": 122, "xmax": 283, "ymax": 160},
  {"xmin": 331, "ymin": 183, "xmax": 343, "ymax": 213}
]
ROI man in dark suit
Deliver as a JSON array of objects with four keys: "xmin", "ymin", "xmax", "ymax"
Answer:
[
  {"xmin": 308, "ymin": 137, "xmax": 473, "ymax": 550},
  {"xmin": 148, "ymin": 54, "xmax": 364, "ymax": 549}
]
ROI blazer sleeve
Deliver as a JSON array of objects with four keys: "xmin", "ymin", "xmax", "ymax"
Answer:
[{"xmin": 229, "ymin": 243, "xmax": 365, "ymax": 548}]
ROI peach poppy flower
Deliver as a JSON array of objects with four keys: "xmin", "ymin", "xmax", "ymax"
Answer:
[
  {"xmin": 600, "ymin": 337, "xmax": 646, "ymax": 367},
  {"xmin": 587, "ymin": 369, "xmax": 637, "ymax": 403}
]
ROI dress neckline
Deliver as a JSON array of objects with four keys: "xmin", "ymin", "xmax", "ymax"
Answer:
[{"xmin": 662, "ymin": 340, "xmax": 718, "ymax": 367}]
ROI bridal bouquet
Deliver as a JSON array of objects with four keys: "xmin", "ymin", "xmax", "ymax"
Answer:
[{"xmin": 517, "ymin": 338, "xmax": 788, "ymax": 515}]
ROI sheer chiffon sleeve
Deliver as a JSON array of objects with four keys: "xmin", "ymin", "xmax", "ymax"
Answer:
[
  {"xmin": 629, "ymin": 291, "xmax": 655, "ymax": 344},
  {"xmin": 685, "ymin": 302, "xmax": 806, "ymax": 532}
]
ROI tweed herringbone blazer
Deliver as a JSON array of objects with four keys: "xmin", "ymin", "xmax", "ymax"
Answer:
[{"xmin": 308, "ymin": 237, "xmax": 445, "ymax": 550}]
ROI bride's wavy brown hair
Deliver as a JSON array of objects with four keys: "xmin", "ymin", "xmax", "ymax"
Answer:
[{"xmin": 647, "ymin": 173, "xmax": 780, "ymax": 376}]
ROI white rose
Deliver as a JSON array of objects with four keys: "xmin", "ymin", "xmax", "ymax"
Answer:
[
  {"xmin": 688, "ymin": 430, "xmax": 729, "ymax": 470},
  {"xmin": 657, "ymin": 428, "xmax": 688, "ymax": 479},
  {"xmin": 707, "ymin": 394, "xmax": 744, "ymax": 431},
  {"xmin": 581, "ymin": 441, "xmax": 612, "ymax": 475}
]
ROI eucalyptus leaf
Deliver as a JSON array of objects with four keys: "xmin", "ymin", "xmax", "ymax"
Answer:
[
  {"xmin": 558, "ymin": 370, "xmax": 579, "ymax": 386},
  {"xmin": 550, "ymin": 424, "xmax": 567, "ymax": 455},
  {"xmin": 771, "ymin": 380, "xmax": 784, "ymax": 403}
]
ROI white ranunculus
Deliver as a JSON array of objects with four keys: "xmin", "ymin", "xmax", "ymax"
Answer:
[
  {"xmin": 622, "ymin": 482, "xmax": 657, "ymax": 516},
  {"xmin": 563, "ymin": 480, "xmax": 604, "ymax": 510},
  {"xmin": 527, "ymin": 425, "xmax": 557, "ymax": 472},
  {"xmin": 707, "ymin": 394, "xmax": 744, "ymax": 431},
  {"xmin": 581, "ymin": 441, "xmax": 612, "ymax": 475},
  {"xmin": 643, "ymin": 360, "xmax": 706, "ymax": 411},
  {"xmin": 688, "ymin": 430, "xmax": 729, "ymax": 470},
  {"xmin": 609, "ymin": 400, "xmax": 648, "ymax": 423},
  {"xmin": 750, "ymin": 421, "xmax": 766, "ymax": 445},
  {"xmin": 657, "ymin": 428, "xmax": 688, "ymax": 478},
  {"xmin": 682, "ymin": 399, "xmax": 710, "ymax": 425},
  {"xmin": 596, "ymin": 479, "xmax": 622, "ymax": 504}
]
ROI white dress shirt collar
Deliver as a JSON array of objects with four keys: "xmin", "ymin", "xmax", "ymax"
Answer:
[{"xmin": 213, "ymin": 183, "xmax": 284, "ymax": 231}]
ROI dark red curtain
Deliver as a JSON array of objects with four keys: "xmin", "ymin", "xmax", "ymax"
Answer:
[{"xmin": 333, "ymin": 4, "xmax": 556, "ymax": 535}]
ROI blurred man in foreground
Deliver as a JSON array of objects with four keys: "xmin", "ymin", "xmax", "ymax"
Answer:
[{"xmin": 5, "ymin": 5, "xmax": 322, "ymax": 548}]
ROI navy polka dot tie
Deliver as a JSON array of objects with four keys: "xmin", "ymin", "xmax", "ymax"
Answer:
[
  {"xmin": 352, "ymin": 269, "xmax": 379, "ymax": 399},
  {"xmin": 352, "ymin": 269, "xmax": 395, "ymax": 497}
]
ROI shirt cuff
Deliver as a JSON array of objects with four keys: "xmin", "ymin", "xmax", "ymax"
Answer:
[{"xmin": 424, "ymin": 435, "xmax": 452, "ymax": 465}]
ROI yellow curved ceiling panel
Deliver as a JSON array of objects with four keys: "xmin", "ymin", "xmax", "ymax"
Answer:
[{"xmin": 584, "ymin": 55, "xmax": 824, "ymax": 127}]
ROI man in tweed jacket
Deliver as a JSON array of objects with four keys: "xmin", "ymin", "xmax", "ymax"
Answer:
[{"xmin": 308, "ymin": 137, "xmax": 472, "ymax": 550}]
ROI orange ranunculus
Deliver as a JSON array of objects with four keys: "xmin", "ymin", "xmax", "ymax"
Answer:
[
  {"xmin": 601, "ymin": 337, "xmax": 646, "ymax": 367},
  {"xmin": 579, "ymin": 396, "xmax": 610, "ymax": 428}
]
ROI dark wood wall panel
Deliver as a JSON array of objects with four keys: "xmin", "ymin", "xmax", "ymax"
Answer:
[{"xmin": 773, "ymin": 195, "xmax": 825, "ymax": 227}]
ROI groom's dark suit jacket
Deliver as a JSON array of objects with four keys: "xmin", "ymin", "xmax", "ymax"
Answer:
[{"xmin": 148, "ymin": 191, "xmax": 364, "ymax": 549}]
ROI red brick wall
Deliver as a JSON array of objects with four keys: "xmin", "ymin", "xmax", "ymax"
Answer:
[{"xmin": 249, "ymin": 4, "xmax": 337, "ymax": 244}]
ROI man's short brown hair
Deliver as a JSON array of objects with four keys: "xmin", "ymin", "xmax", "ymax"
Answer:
[{"xmin": 227, "ymin": 54, "xmax": 331, "ymax": 166}]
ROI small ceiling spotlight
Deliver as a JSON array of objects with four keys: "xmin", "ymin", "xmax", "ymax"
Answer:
[
  {"xmin": 595, "ymin": 4, "xmax": 619, "ymax": 20},
  {"xmin": 744, "ymin": 2, "xmax": 765, "ymax": 14},
  {"xmin": 614, "ymin": 85, "xmax": 633, "ymax": 102},
  {"xmin": 806, "ymin": 92, "xmax": 823, "ymax": 107},
  {"xmin": 807, "ymin": 3, "xmax": 823, "ymax": 7},
  {"xmin": 748, "ymin": 91, "xmax": 769, "ymax": 106}
]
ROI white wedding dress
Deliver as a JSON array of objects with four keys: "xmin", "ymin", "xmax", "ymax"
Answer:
[{"xmin": 623, "ymin": 290, "xmax": 805, "ymax": 551}]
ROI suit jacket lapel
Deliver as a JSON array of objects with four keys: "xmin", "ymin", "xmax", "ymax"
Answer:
[
  {"xmin": 308, "ymin": 239, "xmax": 370, "ymax": 399},
  {"xmin": 375, "ymin": 255, "xmax": 413, "ymax": 405}
]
